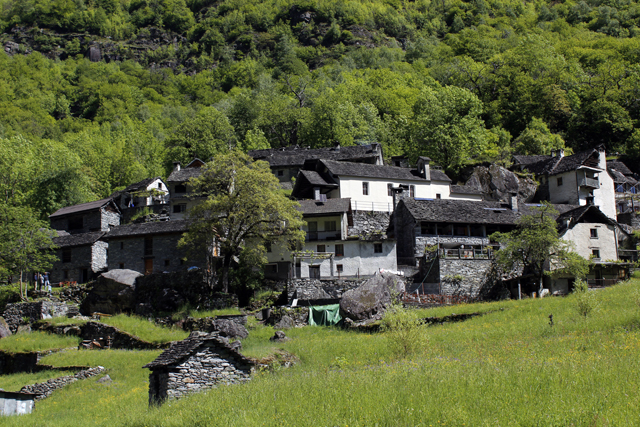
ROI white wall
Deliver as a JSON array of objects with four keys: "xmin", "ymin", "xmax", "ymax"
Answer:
[
  {"xmin": 562, "ymin": 222, "xmax": 618, "ymax": 262},
  {"xmin": 548, "ymin": 171, "xmax": 579, "ymax": 205}
]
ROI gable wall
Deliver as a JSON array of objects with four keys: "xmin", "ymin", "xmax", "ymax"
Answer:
[{"xmin": 562, "ymin": 222, "xmax": 618, "ymax": 261}]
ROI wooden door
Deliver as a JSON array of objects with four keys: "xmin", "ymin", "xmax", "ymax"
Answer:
[{"xmin": 144, "ymin": 259, "xmax": 153, "ymax": 275}]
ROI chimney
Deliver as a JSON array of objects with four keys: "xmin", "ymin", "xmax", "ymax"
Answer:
[
  {"xmin": 557, "ymin": 149, "xmax": 564, "ymax": 159},
  {"xmin": 550, "ymin": 149, "xmax": 556, "ymax": 158},
  {"xmin": 173, "ymin": 161, "xmax": 181, "ymax": 172},
  {"xmin": 392, "ymin": 185, "xmax": 409, "ymax": 209},
  {"xmin": 313, "ymin": 187, "xmax": 321, "ymax": 201},
  {"xmin": 509, "ymin": 193, "xmax": 518, "ymax": 212},
  {"xmin": 417, "ymin": 157, "xmax": 431, "ymax": 181}
]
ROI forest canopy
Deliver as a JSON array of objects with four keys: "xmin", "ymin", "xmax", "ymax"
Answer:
[{"xmin": 1, "ymin": 0, "xmax": 640, "ymax": 219}]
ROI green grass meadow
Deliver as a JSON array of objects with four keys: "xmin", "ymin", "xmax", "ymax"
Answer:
[{"xmin": 3, "ymin": 280, "xmax": 640, "ymax": 426}]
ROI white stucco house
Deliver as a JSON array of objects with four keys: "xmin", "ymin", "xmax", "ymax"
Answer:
[
  {"xmin": 264, "ymin": 198, "xmax": 397, "ymax": 280},
  {"xmin": 111, "ymin": 177, "xmax": 169, "ymax": 210}
]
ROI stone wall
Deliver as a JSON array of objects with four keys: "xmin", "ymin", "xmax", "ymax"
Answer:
[
  {"xmin": 134, "ymin": 270, "xmax": 236, "ymax": 313},
  {"xmin": 617, "ymin": 212, "xmax": 640, "ymax": 229},
  {"xmin": 20, "ymin": 367, "xmax": 105, "ymax": 400},
  {"xmin": 0, "ymin": 351, "xmax": 39, "ymax": 375},
  {"xmin": 107, "ymin": 233, "xmax": 193, "ymax": 275},
  {"xmin": 393, "ymin": 204, "xmax": 418, "ymax": 264},
  {"xmin": 80, "ymin": 321, "xmax": 164, "ymax": 349},
  {"xmin": 3, "ymin": 302, "xmax": 74, "ymax": 333},
  {"xmin": 150, "ymin": 344, "xmax": 252, "ymax": 404},
  {"xmin": 100, "ymin": 209, "xmax": 121, "ymax": 231},
  {"xmin": 414, "ymin": 236, "xmax": 489, "ymax": 257},
  {"xmin": 51, "ymin": 242, "xmax": 105, "ymax": 284},
  {"xmin": 348, "ymin": 211, "xmax": 391, "ymax": 238},
  {"xmin": 439, "ymin": 259, "xmax": 493, "ymax": 297},
  {"xmin": 286, "ymin": 278, "xmax": 366, "ymax": 303}
]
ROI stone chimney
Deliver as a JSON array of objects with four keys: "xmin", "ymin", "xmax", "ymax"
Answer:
[
  {"xmin": 557, "ymin": 149, "xmax": 564, "ymax": 159},
  {"xmin": 509, "ymin": 192, "xmax": 518, "ymax": 212},
  {"xmin": 392, "ymin": 185, "xmax": 410, "ymax": 209},
  {"xmin": 313, "ymin": 187, "xmax": 321, "ymax": 201},
  {"xmin": 550, "ymin": 149, "xmax": 556, "ymax": 158},
  {"xmin": 417, "ymin": 157, "xmax": 431, "ymax": 181},
  {"xmin": 173, "ymin": 162, "xmax": 181, "ymax": 172}
]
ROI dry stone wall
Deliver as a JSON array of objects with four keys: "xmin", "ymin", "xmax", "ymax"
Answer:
[
  {"xmin": 287, "ymin": 278, "xmax": 365, "ymax": 303},
  {"xmin": 3, "ymin": 302, "xmax": 74, "ymax": 333},
  {"xmin": 439, "ymin": 259, "xmax": 493, "ymax": 297},
  {"xmin": 20, "ymin": 367, "xmax": 105, "ymax": 400}
]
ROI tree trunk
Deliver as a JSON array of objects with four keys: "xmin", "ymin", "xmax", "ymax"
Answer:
[
  {"xmin": 220, "ymin": 253, "xmax": 233, "ymax": 294},
  {"xmin": 538, "ymin": 273, "xmax": 544, "ymax": 297}
]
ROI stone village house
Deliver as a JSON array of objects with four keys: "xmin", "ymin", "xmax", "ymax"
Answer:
[{"xmin": 144, "ymin": 332, "xmax": 254, "ymax": 405}]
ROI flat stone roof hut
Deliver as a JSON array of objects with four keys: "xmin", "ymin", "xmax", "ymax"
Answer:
[{"xmin": 143, "ymin": 332, "xmax": 254, "ymax": 405}]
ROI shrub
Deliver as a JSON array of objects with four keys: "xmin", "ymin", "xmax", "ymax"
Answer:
[
  {"xmin": 573, "ymin": 279, "xmax": 599, "ymax": 318},
  {"xmin": 380, "ymin": 304, "xmax": 425, "ymax": 357}
]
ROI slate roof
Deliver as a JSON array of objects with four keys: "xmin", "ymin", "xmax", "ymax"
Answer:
[
  {"xmin": 556, "ymin": 205, "xmax": 627, "ymax": 235},
  {"xmin": 607, "ymin": 160, "xmax": 633, "ymax": 176},
  {"xmin": 143, "ymin": 332, "xmax": 254, "ymax": 369},
  {"xmin": 49, "ymin": 198, "xmax": 115, "ymax": 218},
  {"xmin": 104, "ymin": 220, "xmax": 188, "ymax": 238},
  {"xmin": 123, "ymin": 177, "xmax": 163, "ymax": 193},
  {"xmin": 320, "ymin": 159, "xmax": 452, "ymax": 182},
  {"xmin": 522, "ymin": 147, "xmax": 603, "ymax": 176},
  {"xmin": 167, "ymin": 167, "xmax": 203, "ymax": 183},
  {"xmin": 450, "ymin": 185, "xmax": 483, "ymax": 195},
  {"xmin": 53, "ymin": 231, "xmax": 105, "ymax": 248},
  {"xmin": 297, "ymin": 198, "xmax": 351, "ymax": 216},
  {"xmin": 402, "ymin": 199, "xmax": 578, "ymax": 225},
  {"xmin": 512, "ymin": 155, "xmax": 551, "ymax": 166},
  {"xmin": 609, "ymin": 168, "xmax": 637, "ymax": 184},
  {"xmin": 249, "ymin": 144, "xmax": 382, "ymax": 167},
  {"xmin": 298, "ymin": 170, "xmax": 338, "ymax": 187}
]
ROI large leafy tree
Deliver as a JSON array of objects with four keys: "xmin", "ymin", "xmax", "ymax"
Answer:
[
  {"xmin": 491, "ymin": 203, "xmax": 591, "ymax": 294},
  {"xmin": 180, "ymin": 151, "xmax": 304, "ymax": 293}
]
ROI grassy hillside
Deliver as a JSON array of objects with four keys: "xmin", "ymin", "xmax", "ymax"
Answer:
[{"xmin": 2, "ymin": 279, "xmax": 640, "ymax": 426}]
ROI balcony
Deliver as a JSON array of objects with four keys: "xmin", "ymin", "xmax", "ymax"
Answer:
[
  {"xmin": 307, "ymin": 231, "xmax": 342, "ymax": 242},
  {"xmin": 578, "ymin": 177, "xmax": 600, "ymax": 189}
]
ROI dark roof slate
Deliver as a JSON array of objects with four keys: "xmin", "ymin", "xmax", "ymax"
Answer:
[
  {"xmin": 105, "ymin": 220, "xmax": 188, "ymax": 238},
  {"xmin": 123, "ymin": 177, "xmax": 162, "ymax": 193},
  {"xmin": 523, "ymin": 148, "xmax": 603, "ymax": 176},
  {"xmin": 49, "ymin": 198, "xmax": 115, "ymax": 218},
  {"xmin": 556, "ymin": 205, "xmax": 627, "ymax": 235},
  {"xmin": 297, "ymin": 198, "xmax": 351, "ymax": 216},
  {"xmin": 607, "ymin": 160, "xmax": 633, "ymax": 176},
  {"xmin": 299, "ymin": 170, "xmax": 338, "ymax": 187},
  {"xmin": 143, "ymin": 332, "xmax": 254, "ymax": 369},
  {"xmin": 53, "ymin": 231, "xmax": 105, "ymax": 248},
  {"xmin": 402, "ymin": 199, "xmax": 578, "ymax": 225},
  {"xmin": 512, "ymin": 155, "xmax": 551, "ymax": 166},
  {"xmin": 321, "ymin": 159, "xmax": 451, "ymax": 182},
  {"xmin": 167, "ymin": 167, "xmax": 203, "ymax": 183},
  {"xmin": 249, "ymin": 144, "xmax": 382, "ymax": 167}
]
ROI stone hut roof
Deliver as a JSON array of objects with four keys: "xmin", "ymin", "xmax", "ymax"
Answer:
[
  {"xmin": 512, "ymin": 155, "xmax": 551, "ymax": 166},
  {"xmin": 53, "ymin": 231, "xmax": 105, "ymax": 248},
  {"xmin": 607, "ymin": 160, "xmax": 634, "ymax": 176},
  {"xmin": 297, "ymin": 198, "xmax": 351, "ymax": 216},
  {"xmin": 49, "ymin": 198, "xmax": 119, "ymax": 218},
  {"xmin": 298, "ymin": 170, "xmax": 338, "ymax": 187},
  {"xmin": 104, "ymin": 220, "xmax": 188, "ymax": 239},
  {"xmin": 319, "ymin": 159, "xmax": 452, "ymax": 182},
  {"xmin": 167, "ymin": 167, "xmax": 203, "ymax": 183},
  {"xmin": 249, "ymin": 144, "xmax": 382, "ymax": 167},
  {"xmin": 143, "ymin": 332, "xmax": 254, "ymax": 370},
  {"xmin": 555, "ymin": 205, "xmax": 625, "ymax": 235},
  {"xmin": 609, "ymin": 168, "xmax": 637, "ymax": 185},
  {"xmin": 401, "ymin": 199, "xmax": 578, "ymax": 225},
  {"xmin": 522, "ymin": 146, "xmax": 605, "ymax": 176}
]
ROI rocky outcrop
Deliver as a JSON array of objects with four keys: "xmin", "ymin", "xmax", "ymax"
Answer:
[
  {"xmin": 465, "ymin": 165, "xmax": 537, "ymax": 202},
  {"xmin": 3, "ymin": 302, "xmax": 75, "ymax": 333},
  {"xmin": 339, "ymin": 273, "xmax": 404, "ymax": 322},
  {"xmin": 0, "ymin": 317, "xmax": 12, "ymax": 338},
  {"xmin": 80, "ymin": 269, "xmax": 141, "ymax": 315}
]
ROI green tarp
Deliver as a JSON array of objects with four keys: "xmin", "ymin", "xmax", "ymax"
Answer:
[{"xmin": 308, "ymin": 304, "xmax": 342, "ymax": 326}]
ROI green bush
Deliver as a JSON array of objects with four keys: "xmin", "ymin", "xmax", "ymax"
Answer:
[
  {"xmin": 573, "ymin": 279, "xmax": 600, "ymax": 318},
  {"xmin": 380, "ymin": 305, "xmax": 426, "ymax": 357}
]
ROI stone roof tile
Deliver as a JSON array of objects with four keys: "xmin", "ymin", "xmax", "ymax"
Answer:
[
  {"xmin": 105, "ymin": 220, "xmax": 188, "ymax": 238},
  {"xmin": 297, "ymin": 198, "xmax": 351, "ymax": 216},
  {"xmin": 53, "ymin": 231, "xmax": 105, "ymax": 248},
  {"xmin": 49, "ymin": 198, "xmax": 116, "ymax": 218},
  {"xmin": 321, "ymin": 159, "xmax": 451, "ymax": 182}
]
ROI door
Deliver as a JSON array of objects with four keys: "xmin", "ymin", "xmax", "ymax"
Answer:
[
  {"xmin": 309, "ymin": 265, "xmax": 320, "ymax": 279},
  {"xmin": 81, "ymin": 268, "xmax": 88, "ymax": 283},
  {"xmin": 144, "ymin": 259, "xmax": 153, "ymax": 275}
]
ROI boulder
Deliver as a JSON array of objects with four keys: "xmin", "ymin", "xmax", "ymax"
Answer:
[
  {"xmin": 0, "ymin": 317, "xmax": 11, "ymax": 338},
  {"xmin": 270, "ymin": 331, "xmax": 289, "ymax": 342},
  {"xmin": 274, "ymin": 315, "xmax": 293, "ymax": 330},
  {"xmin": 465, "ymin": 165, "xmax": 537, "ymax": 202},
  {"xmin": 339, "ymin": 273, "xmax": 404, "ymax": 321},
  {"xmin": 211, "ymin": 318, "xmax": 249, "ymax": 339},
  {"xmin": 80, "ymin": 269, "xmax": 142, "ymax": 315}
]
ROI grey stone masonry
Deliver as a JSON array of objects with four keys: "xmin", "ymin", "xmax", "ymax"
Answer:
[
  {"xmin": 415, "ymin": 236, "xmax": 489, "ymax": 257},
  {"xmin": 439, "ymin": 259, "xmax": 493, "ymax": 297},
  {"xmin": 20, "ymin": 367, "xmax": 106, "ymax": 400},
  {"xmin": 107, "ymin": 233, "xmax": 190, "ymax": 274},
  {"xmin": 348, "ymin": 211, "xmax": 391, "ymax": 238},
  {"xmin": 287, "ymin": 278, "xmax": 366, "ymax": 303},
  {"xmin": 51, "ymin": 241, "xmax": 107, "ymax": 284},
  {"xmin": 3, "ymin": 302, "xmax": 74, "ymax": 333}
]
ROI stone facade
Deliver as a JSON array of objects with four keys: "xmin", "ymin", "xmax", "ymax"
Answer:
[
  {"xmin": 107, "ymin": 233, "xmax": 189, "ymax": 274},
  {"xmin": 414, "ymin": 236, "xmax": 489, "ymax": 257},
  {"xmin": 51, "ymin": 241, "xmax": 108, "ymax": 284},
  {"xmin": 145, "ymin": 333, "xmax": 254, "ymax": 405},
  {"xmin": 438, "ymin": 259, "xmax": 493, "ymax": 297},
  {"xmin": 286, "ymin": 278, "xmax": 366, "ymax": 303},
  {"xmin": 50, "ymin": 206, "xmax": 120, "ymax": 234},
  {"xmin": 347, "ymin": 211, "xmax": 391, "ymax": 238}
]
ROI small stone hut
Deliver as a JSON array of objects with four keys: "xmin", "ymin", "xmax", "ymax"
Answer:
[{"xmin": 143, "ymin": 332, "xmax": 254, "ymax": 405}]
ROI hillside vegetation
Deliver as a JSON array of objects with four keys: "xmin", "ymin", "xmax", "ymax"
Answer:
[
  {"xmin": 1, "ymin": 280, "xmax": 640, "ymax": 426},
  {"xmin": 2, "ymin": 0, "xmax": 640, "ymax": 220}
]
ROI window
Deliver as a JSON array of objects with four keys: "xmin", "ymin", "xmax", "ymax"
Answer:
[
  {"xmin": 158, "ymin": 183, "xmax": 162, "ymax": 189},
  {"xmin": 174, "ymin": 184, "xmax": 186, "ymax": 193},
  {"xmin": 335, "ymin": 244, "xmax": 344, "ymax": 257},
  {"xmin": 374, "ymin": 243, "xmax": 383, "ymax": 253},
  {"xmin": 266, "ymin": 241, "xmax": 272, "ymax": 253},
  {"xmin": 164, "ymin": 259, "xmax": 170, "ymax": 267},
  {"xmin": 363, "ymin": 182, "xmax": 369, "ymax": 195},
  {"xmin": 470, "ymin": 225, "xmax": 484, "ymax": 237},
  {"xmin": 454, "ymin": 225, "xmax": 468, "ymax": 236},
  {"xmin": 592, "ymin": 249, "xmax": 600, "ymax": 259},
  {"xmin": 120, "ymin": 242, "xmax": 124, "ymax": 250},
  {"xmin": 119, "ymin": 263, "xmax": 125, "ymax": 269},
  {"xmin": 437, "ymin": 223, "xmax": 453, "ymax": 235},
  {"xmin": 173, "ymin": 204, "xmax": 186, "ymax": 213},
  {"xmin": 266, "ymin": 264, "xmax": 278, "ymax": 273},
  {"xmin": 62, "ymin": 249, "xmax": 71, "ymax": 263},
  {"xmin": 317, "ymin": 244, "xmax": 326, "ymax": 253},
  {"xmin": 144, "ymin": 237, "xmax": 153, "ymax": 256},
  {"xmin": 436, "ymin": 194, "xmax": 441, "ymax": 199},
  {"xmin": 590, "ymin": 229, "xmax": 598, "ymax": 238},
  {"xmin": 387, "ymin": 184, "xmax": 393, "ymax": 197},
  {"xmin": 337, "ymin": 264, "xmax": 344, "ymax": 273},
  {"xmin": 557, "ymin": 177, "xmax": 563, "ymax": 186},
  {"xmin": 324, "ymin": 221, "xmax": 337, "ymax": 231},
  {"xmin": 421, "ymin": 222, "xmax": 437, "ymax": 235},
  {"xmin": 307, "ymin": 221, "xmax": 317, "ymax": 232},
  {"xmin": 277, "ymin": 170, "xmax": 284, "ymax": 177},
  {"xmin": 410, "ymin": 185, "xmax": 415, "ymax": 198}
]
